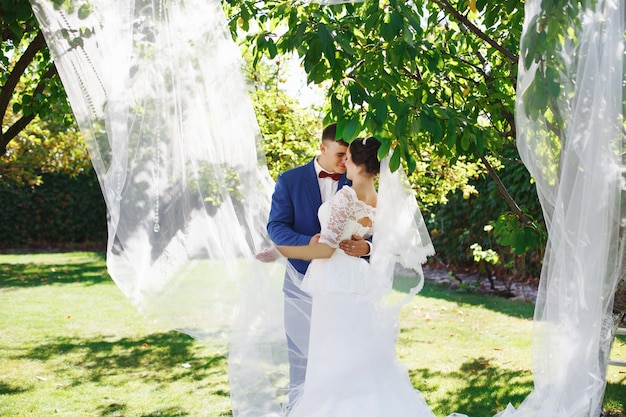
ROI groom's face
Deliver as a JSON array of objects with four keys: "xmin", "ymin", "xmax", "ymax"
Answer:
[{"xmin": 318, "ymin": 140, "xmax": 348, "ymax": 174}]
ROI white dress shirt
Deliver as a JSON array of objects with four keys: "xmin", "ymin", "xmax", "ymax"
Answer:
[{"xmin": 314, "ymin": 158, "xmax": 339, "ymax": 204}]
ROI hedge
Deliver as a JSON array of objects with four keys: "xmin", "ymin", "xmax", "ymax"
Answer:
[{"xmin": 0, "ymin": 169, "xmax": 107, "ymax": 250}]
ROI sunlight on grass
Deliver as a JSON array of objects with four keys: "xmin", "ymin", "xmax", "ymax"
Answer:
[
  {"xmin": 1, "ymin": 252, "xmax": 624, "ymax": 417},
  {"xmin": 398, "ymin": 285, "xmax": 536, "ymax": 416},
  {"xmin": 0, "ymin": 252, "xmax": 232, "ymax": 417}
]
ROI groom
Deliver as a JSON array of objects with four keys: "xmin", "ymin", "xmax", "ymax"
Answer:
[{"xmin": 266, "ymin": 123, "xmax": 370, "ymax": 403}]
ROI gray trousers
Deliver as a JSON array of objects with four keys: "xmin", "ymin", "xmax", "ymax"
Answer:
[{"xmin": 283, "ymin": 270, "xmax": 312, "ymax": 406}]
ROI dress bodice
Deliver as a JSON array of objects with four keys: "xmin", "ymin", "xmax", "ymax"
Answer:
[
  {"xmin": 317, "ymin": 187, "xmax": 374, "ymax": 248},
  {"xmin": 302, "ymin": 187, "xmax": 376, "ymax": 295}
]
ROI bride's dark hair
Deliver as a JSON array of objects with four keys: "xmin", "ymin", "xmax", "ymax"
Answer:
[{"xmin": 350, "ymin": 136, "xmax": 381, "ymax": 175}]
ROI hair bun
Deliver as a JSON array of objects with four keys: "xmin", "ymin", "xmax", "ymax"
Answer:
[{"xmin": 350, "ymin": 136, "xmax": 381, "ymax": 175}]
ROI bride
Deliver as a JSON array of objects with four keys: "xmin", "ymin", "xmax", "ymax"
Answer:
[{"xmin": 275, "ymin": 137, "xmax": 457, "ymax": 417}]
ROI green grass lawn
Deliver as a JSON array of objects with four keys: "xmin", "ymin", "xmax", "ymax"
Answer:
[{"xmin": 0, "ymin": 252, "xmax": 624, "ymax": 417}]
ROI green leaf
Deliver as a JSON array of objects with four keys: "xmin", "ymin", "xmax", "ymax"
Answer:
[
  {"xmin": 432, "ymin": 106, "xmax": 449, "ymax": 119},
  {"xmin": 395, "ymin": 114, "xmax": 408, "ymax": 136},
  {"xmin": 308, "ymin": 61, "xmax": 327, "ymax": 84},
  {"xmin": 364, "ymin": 12, "xmax": 381, "ymax": 33},
  {"xmin": 410, "ymin": 117, "xmax": 421, "ymax": 135},
  {"xmin": 460, "ymin": 131, "xmax": 471, "ymax": 151},
  {"xmin": 381, "ymin": 12, "xmax": 402, "ymax": 42},
  {"xmin": 318, "ymin": 23, "xmax": 336, "ymax": 66},
  {"xmin": 343, "ymin": 117, "xmax": 361, "ymax": 141},
  {"xmin": 514, "ymin": 231, "xmax": 528, "ymax": 254},
  {"xmin": 545, "ymin": 65, "xmax": 561, "ymax": 100},
  {"xmin": 375, "ymin": 100, "xmax": 387, "ymax": 124},
  {"xmin": 304, "ymin": 38, "xmax": 323, "ymax": 73},
  {"xmin": 349, "ymin": 84, "xmax": 366, "ymax": 105},
  {"xmin": 402, "ymin": 22, "xmax": 415, "ymax": 46},
  {"xmin": 377, "ymin": 136, "xmax": 392, "ymax": 159},
  {"xmin": 364, "ymin": 113, "xmax": 380, "ymax": 135},
  {"xmin": 330, "ymin": 97, "xmax": 343, "ymax": 120},
  {"xmin": 475, "ymin": 129, "xmax": 487, "ymax": 154},
  {"xmin": 78, "ymin": 4, "xmax": 92, "ymax": 19},
  {"xmin": 405, "ymin": 151, "xmax": 417, "ymax": 172},
  {"xmin": 444, "ymin": 125, "xmax": 457, "ymax": 149},
  {"xmin": 22, "ymin": 105, "xmax": 33, "ymax": 117},
  {"xmin": 335, "ymin": 33, "xmax": 355, "ymax": 56},
  {"xmin": 531, "ymin": 75, "xmax": 548, "ymax": 110},
  {"xmin": 256, "ymin": 35, "xmax": 267, "ymax": 52},
  {"xmin": 267, "ymin": 38, "xmax": 278, "ymax": 59},
  {"xmin": 398, "ymin": 134, "xmax": 409, "ymax": 155},
  {"xmin": 389, "ymin": 11, "xmax": 403, "ymax": 37},
  {"xmin": 389, "ymin": 146, "xmax": 401, "ymax": 172}
]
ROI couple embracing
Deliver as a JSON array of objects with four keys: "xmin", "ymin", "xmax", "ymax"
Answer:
[{"xmin": 265, "ymin": 123, "xmax": 466, "ymax": 417}]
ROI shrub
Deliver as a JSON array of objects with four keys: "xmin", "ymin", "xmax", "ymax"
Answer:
[{"xmin": 0, "ymin": 168, "xmax": 106, "ymax": 250}]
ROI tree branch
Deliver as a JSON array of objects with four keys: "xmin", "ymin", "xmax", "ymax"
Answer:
[
  {"xmin": 1, "ymin": 63, "xmax": 58, "ymax": 155},
  {"xmin": 478, "ymin": 152, "xmax": 537, "ymax": 230},
  {"xmin": 430, "ymin": 0, "xmax": 518, "ymax": 63},
  {"xmin": 0, "ymin": 30, "xmax": 46, "ymax": 128}
]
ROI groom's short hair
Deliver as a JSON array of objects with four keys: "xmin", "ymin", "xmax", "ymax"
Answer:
[{"xmin": 321, "ymin": 123, "xmax": 349, "ymax": 147}]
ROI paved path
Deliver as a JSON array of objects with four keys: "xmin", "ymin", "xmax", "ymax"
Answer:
[{"xmin": 421, "ymin": 265, "xmax": 538, "ymax": 302}]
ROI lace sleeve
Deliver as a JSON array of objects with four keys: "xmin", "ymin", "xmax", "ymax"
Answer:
[{"xmin": 319, "ymin": 188, "xmax": 355, "ymax": 248}]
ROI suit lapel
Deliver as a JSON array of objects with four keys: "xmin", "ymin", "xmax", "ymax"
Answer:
[
  {"xmin": 337, "ymin": 174, "xmax": 351, "ymax": 190},
  {"xmin": 304, "ymin": 159, "xmax": 322, "ymax": 209}
]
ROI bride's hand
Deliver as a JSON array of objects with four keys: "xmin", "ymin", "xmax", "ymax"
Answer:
[{"xmin": 339, "ymin": 234, "xmax": 369, "ymax": 258}]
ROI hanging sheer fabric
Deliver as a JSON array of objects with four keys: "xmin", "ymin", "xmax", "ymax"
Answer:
[
  {"xmin": 29, "ymin": 1, "xmax": 434, "ymax": 416},
  {"xmin": 30, "ymin": 1, "xmax": 289, "ymax": 415},
  {"xmin": 497, "ymin": 0, "xmax": 625, "ymax": 416},
  {"xmin": 29, "ymin": 0, "xmax": 283, "ymax": 345}
]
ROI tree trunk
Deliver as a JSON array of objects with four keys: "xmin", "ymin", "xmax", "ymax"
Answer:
[{"xmin": 613, "ymin": 278, "xmax": 626, "ymax": 319}]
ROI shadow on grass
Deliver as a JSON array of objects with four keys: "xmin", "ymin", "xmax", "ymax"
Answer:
[
  {"xmin": 605, "ymin": 380, "xmax": 626, "ymax": 416},
  {"xmin": 410, "ymin": 357, "xmax": 625, "ymax": 417},
  {"xmin": 394, "ymin": 275, "xmax": 535, "ymax": 320},
  {"xmin": 13, "ymin": 330, "xmax": 227, "ymax": 389},
  {"xmin": 99, "ymin": 404, "xmax": 191, "ymax": 417},
  {"xmin": 0, "ymin": 254, "xmax": 109, "ymax": 288},
  {"xmin": 138, "ymin": 407, "xmax": 193, "ymax": 417},
  {"xmin": 410, "ymin": 357, "xmax": 533, "ymax": 416},
  {"xmin": 0, "ymin": 381, "xmax": 29, "ymax": 395}
]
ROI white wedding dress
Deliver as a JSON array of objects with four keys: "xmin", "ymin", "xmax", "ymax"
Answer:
[{"xmin": 288, "ymin": 187, "xmax": 438, "ymax": 417}]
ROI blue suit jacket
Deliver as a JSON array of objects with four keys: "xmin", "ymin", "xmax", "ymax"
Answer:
[{"xmin": 267, "ymin": 158, "xmax": 350, "ymax": 275}]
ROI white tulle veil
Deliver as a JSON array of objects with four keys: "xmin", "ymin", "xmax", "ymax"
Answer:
[
  {"xmin": 497, "ymin": 0, "xmax": 626, "ymax": 416},
  {"xmin": 29, "ymin": 0, "xmax": 282, "ymax": 348}
]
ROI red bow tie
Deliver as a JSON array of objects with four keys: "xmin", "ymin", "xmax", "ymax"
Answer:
[{"xmin": 319, "ymin": 171, "xmax": 341, "ymax": 181}]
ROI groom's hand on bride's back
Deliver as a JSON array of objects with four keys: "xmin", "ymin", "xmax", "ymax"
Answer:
[{"xmin": 309, "ymin": 233, "xmax": 321, "ymax": 245}]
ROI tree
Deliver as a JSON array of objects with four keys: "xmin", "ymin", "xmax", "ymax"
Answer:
[
  {"xmin": 2, "ymin": 0, "xmax": 539, "ymax": 272},
  {"xmin": 224, "ymin": 0, "xmax": 544, "ymax": 256},
  {"xmin": 0, "ymin": 0, "xmax": 71, "ymax": 155},
  {"xmin": 250, "ymin": 54, "xmax": 489, "ymax": 207},
  {"xmin": 225, "ymin": 1, "xmax": 522, "ymax": 180},
  {"xmin": 0, "ymin": 110, "xmax": 89, "ymax": 187}
]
